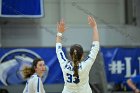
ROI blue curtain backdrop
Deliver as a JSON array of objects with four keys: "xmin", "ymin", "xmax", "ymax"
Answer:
[{"xmin": 101, "ymin": 47, "xmax": 140, "ymax": 91}]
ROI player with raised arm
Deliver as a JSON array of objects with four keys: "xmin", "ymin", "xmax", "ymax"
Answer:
[
  {"xmin": 23, "ymin": 58, "xmax": 46, "ymax": 93},
  {"xmin": 56, "ymin": 16, "xmax": 100, "ymax": 93}
]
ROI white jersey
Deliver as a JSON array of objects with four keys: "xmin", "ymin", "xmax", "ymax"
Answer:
[
  {"xmin": 56, "ymin": 41, "xmax": 99, "ymax": 93},
  {"xmin": 23, "ymin": 74, "xmax": 45, "ymax": 93}
]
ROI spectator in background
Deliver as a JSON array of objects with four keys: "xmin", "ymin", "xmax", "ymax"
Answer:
[{"xmin": 127, "ymin": 75, "xmax": 140, "ymax": 93}]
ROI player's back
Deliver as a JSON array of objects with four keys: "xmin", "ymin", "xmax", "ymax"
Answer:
[
  {"xmin": 62, "ymin": 59, "xmax": 93, "ymax": 93},
  {"xmin": 56, "ymin": 41, "xmax": 99, "ymax": 93}
]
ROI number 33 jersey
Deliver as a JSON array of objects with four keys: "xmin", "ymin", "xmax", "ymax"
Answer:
[{"xmin": 56, "ymin": 41, "xmax": 99, "ymax": 93}]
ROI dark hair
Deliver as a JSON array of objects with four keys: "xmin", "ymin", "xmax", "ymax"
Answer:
[
  {"xmin": 70, "ymin": 44, "xmax": 83, "ymax": 77},
  {"xmin": 22, "ymin": 58, "xmax": 43, "ymax": 79},
  {"xmin": 0, "ymin": 89, "xmax": 9, "ymax": 93}
]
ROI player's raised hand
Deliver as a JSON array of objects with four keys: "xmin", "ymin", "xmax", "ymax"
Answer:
[
  {"xmin": 57, "ymin": 19, "xmax": 65, "ymax": 33},
  {"xmin": 88, "ymin": 16, "xmax": 97, "ymax": 28}
]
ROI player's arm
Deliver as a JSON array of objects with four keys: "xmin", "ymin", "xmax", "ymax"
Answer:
[
  {"xmin": 87, "ymin": 16, "xmax": 100, "ymax": 61},
  {"xmin": 56, "ymin": 19, "xmax": 67, "ymax": 66},
  {"xmin": 83, "ymin": 16, "xmax": 100, "ymax": 71},
  {"xmin": 127, "ymin": 78, "xmax": 140, "ymax": 93},
  {"xmin": 88, "ymin": 16, "xmax": 99, "ymax": 42},
  {"xmin": 56, "ymin": 19, "xmax": 65, "ymax": 43}
]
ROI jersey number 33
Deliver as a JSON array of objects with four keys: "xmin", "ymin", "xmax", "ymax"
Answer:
[{"xmin": 66, "ymin": 73, "xmax": 80, "ymax": 84}]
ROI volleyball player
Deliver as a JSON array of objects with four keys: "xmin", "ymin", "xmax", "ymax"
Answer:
[
  {"xmin": 23, "ymin": 58, "xmax": 46, "ymax": 93},
  {"xmin": 56, "ymin": 16, "xmax": 100, "ymax": 93}
]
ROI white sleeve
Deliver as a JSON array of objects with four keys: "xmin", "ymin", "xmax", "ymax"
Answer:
[
  {"xmin": 23, "ymin": 83, "xmax": 28, "ymax": 93},
  {"xmin": 33, "ymin": 77, "xmax": 44, "ymax": 93},
  {"xmin": 83, "ymin": 41, "xmax": 100, "ymax": 71},
  {"xmin": 56, "ymin": 43, "xmax": 67, "ymax": 68}
]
